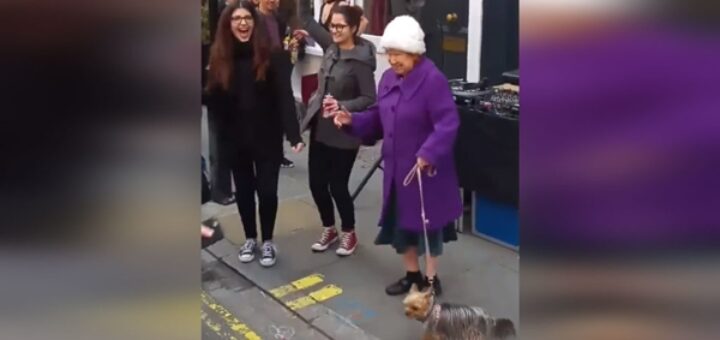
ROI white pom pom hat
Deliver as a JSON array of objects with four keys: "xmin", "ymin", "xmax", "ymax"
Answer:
[{"xmin": 379, "ymin": 15, "xmax": 426, "ymax": 55}]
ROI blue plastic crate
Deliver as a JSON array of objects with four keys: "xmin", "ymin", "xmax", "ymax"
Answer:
[{"xmin": 472, "ymin": 193, "xmax": 519, "ymax": 250}]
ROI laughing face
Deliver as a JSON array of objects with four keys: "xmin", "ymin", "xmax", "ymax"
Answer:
[
  {"xmin": 386, "ymin": 49, "xmax": 419, "ymax": 77},
  {"xmin": 329, "ymin": 13, "xmax": 353, "ymax": 45},
  {"xmin": 230, "ymin": 8, "xmax": 254, "ymax": 42}
]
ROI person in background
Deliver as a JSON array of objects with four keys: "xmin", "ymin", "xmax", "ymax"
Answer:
[
  {"xmin": 328, "ymin": 16, "xmax": 461, "ymax": 296},
  {"xmin": 256, "ymin": 0, "xmax": 297, "ymax": 168},
  {"xmin": 317, "ymin": 0, "xmax": 368, "ymax": 34},
  {"xmin": 205, "ymin": 0, "xmax": 304, "ymax": 267},
  {"xmin": 295, "ymin": 1, "xmax": 376, "ymax": 256}
]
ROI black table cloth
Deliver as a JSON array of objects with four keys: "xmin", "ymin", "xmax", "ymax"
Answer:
[{"xmin": 454, "ymin": 107, "xmax": 518, "ymax": 207}]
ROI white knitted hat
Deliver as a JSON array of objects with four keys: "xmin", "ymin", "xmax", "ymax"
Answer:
[{"xmin": 379, "ymin": 15, "xmax": 426, "ymax": 55}]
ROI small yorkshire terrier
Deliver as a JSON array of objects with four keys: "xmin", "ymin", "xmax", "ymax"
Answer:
[{"xmin": 403, "ymin": 284, "xmax": 516, "ymax": 340}]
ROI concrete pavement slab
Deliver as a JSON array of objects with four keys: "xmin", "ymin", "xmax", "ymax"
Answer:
[
  {"xmin": 202, "ymin": 251, "xmax": 254, "ymax": 294},
  {"xmin": 215, "ymin": 228, "xmax": 339, "ymax": 290},
  {"xmin": 202, "ymin": 253, "xmax": 331, "ymax": 340},
  {"xmin": 207, "ymin": 287, "xmax": 330, "ymax": 340},
  {"xmin": 207, "ymin": 238, "xmax": 240, "ymax": 260},
  {"xmin": 448, "ymin": 264, "xmax": 520, "ymax": 328}
]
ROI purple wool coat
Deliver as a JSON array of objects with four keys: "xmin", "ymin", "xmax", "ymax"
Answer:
[{"xmin": 347, "ymin": 57, "xmax": 462, "ymax": 233}]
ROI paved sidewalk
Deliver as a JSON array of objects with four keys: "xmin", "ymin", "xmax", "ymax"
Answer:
[
  {"xmin": 202, "ymin": 250, "xmax": 331, "ymax": 340},
  {"xmin": 202, "ymin": 139, "xmax": 519, "ymax": 339}
]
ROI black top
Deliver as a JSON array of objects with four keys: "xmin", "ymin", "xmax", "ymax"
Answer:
[{"xmin": 205, "ymin": 41, "xmax": 302, "ymax": 165}]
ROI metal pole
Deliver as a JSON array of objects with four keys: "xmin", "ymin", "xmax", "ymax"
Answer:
[{"xmin": 351, "ymin": 157, "xmax": 383, "ymax": 201}]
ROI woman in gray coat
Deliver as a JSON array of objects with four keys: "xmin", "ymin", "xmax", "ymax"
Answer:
[{"xmin": 295, "ymin": 1, "xmax": 376, "ymax": 256}]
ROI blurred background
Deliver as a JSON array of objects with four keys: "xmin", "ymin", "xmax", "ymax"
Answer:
[
  {"xmin": 1, "ymin": 0, "xmax": 199, "ymax": 339},
  {"xmin": 521, "ymin": 0, "xmax": 720, "ymax": 339}
]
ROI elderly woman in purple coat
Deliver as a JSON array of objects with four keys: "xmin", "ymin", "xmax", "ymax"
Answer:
[{"xmin": 326, "ymin": 15, "xmax": 462, "ymax": 296}]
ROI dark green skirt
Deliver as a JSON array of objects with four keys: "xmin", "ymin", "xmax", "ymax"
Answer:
[{"xmin": 374, "ymin": 189, "xmax": 458, "ymax": 257}]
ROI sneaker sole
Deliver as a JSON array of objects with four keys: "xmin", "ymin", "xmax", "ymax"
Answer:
[
  {"xmin": 259, "ymin": 259, "xmax": 276, "ymax": 267},
  {"xmin": 336, "ymin": 246, "xmax": 357, "ymax": 257},
  {"xmin": 239, "ymin": 254, "xmax": 255, "ymax": 263},
  {"xmin": 311, "ymin": 238, "xmax": 338, "ymax": 252}
]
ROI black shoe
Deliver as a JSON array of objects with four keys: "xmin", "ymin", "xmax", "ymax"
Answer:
[
  {"xmin": 425, "ymin": 275, "xmax": 442, "ymax": 297},
  {"xmin": 385, "ymin": 273, "xmax": 425, "ymax": 296},
  {"xmin": 213, "ymin": 196, "xmax": 235, "ymax": 206},
  {"xmin": 201, "ymin": 218, "xmax": 224, "ymax": 249},
  {"xmin": 280, "ymin": 157, "xmax": 294, "ymax": 168}
]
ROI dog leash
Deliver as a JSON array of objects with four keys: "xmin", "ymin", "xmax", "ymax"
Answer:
[{"xmin": 403, "ymin": 163, "xmax": 437, "ymax": 286}]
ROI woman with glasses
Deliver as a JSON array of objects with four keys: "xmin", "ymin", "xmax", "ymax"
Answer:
[
  {"xmin": 293, "ymin": 0, "xmax": 376, "ymax": 256},
  {"xmin": 205, "ymin": 0, "xmax": 304, "ymax": 267}
]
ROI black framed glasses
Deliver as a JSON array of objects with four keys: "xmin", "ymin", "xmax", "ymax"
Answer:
[
  {"xmin": 231, "ymin": 16, "xmax": 254, "ymax": 24},
  {"xmin": 329, "ymin": 24, "xmax": 348, "ymax": 32}
]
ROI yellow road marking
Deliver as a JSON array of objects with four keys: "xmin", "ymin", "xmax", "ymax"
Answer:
[
  {"xmin": 269, "ymin": 273, "xmax": 325, "ymax": 298},
  {"xmin": 202, "ymin": 310, "xmax": 240, "ymax": 340},
  {"xmin": 202, "ymin": 291, "xmax": 262, "ymax": 340},
  {"xmin": 285, "ymin": 284, "xmax": 343, "ymax": 311}
]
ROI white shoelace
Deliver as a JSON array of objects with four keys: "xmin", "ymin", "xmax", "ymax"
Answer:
[
  {"xmin": 319, "ymin": 229, "xmax": 335, "ymax": 244},
  {"xmin": 241, "ymin": 240, "xmax": 255, "ymax": 252},
  {"xmin": 262, "ymin": 243, "xmax": 274, "ymax": 257},
  {"xmin": 340, "ymin": 233, "xmax": 353, "ymax": 248}
]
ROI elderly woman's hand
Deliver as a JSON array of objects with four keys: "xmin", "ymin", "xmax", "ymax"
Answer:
[
  {"xmin": 417, "ymin": 157, "xmax": 434, "ymax": 173},
  {"xmin": 327, "ymin": 109, "xmax": 352, "ymax": 127}
]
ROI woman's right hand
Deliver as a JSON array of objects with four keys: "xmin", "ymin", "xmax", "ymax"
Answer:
[{"xmin": 322, "ymin": 95, "xmax": 339, "ymax": 117}]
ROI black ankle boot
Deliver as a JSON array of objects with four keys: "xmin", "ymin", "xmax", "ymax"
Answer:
[
  {"xmin": 201, "ymin": 218, "xmax": 224, "ymax": 249},
  {"xmin": 425, "ymin": 275, "xmax": 442, "ymax": 296},
  {"xmin": 385, "ymin": 271, "xmax": 424, "ymax": 296}
]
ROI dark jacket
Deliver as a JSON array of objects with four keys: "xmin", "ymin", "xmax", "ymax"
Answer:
[
  {"xmin": 205, "ymin": 42, "xmax": 302, "ymax": 165},
  {"xmin": 299, "ymin": 0, "xmax": 377, "ymax": 149}
]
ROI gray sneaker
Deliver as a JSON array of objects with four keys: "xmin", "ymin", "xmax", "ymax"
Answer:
[
  {"xmin": 259, "ymin": 241, "xmax": 277, "ymax": 267},
  {"xmin": 238, "ymin": 239, "xmax": 257, "ymax": 263}
]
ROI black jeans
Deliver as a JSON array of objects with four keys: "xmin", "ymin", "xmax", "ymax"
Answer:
[
  {"xmin": 308, "ymin": 140, "xmax": 359, "ymax": 231},
  {"xmin": 233, "ymin": 156, "xmax": 281, "ymax": 242}
]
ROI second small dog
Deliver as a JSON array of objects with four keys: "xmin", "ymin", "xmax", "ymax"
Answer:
[{"xmin": 403, "ymin": 284, "xmax": 516, "ymax": 340}]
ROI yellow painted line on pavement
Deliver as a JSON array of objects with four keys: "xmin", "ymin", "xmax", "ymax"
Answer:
[
  {"xmin": 201, "ymin": 291, "xmax": 262, "ymax": 340},
  {"xmin": 285, "ymin": 284, "xmax": 343, "ymax": 311},
  {"xmin": 269, "ymin": 273, "xmax": 325, "ymax": 298},
  {"xmin": 202, "ymin": 310, "xmax": 240, "ymax": 340}
]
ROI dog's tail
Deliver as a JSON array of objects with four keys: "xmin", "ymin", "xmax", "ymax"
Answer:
[{"xmin": 492, "ymin": 318, "xmax": 516, "ymax": 339}]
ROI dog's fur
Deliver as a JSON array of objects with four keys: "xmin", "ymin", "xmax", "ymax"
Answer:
[{"xmin": 403, "ymin": 284, "xmax": 516, "ymax": 340}]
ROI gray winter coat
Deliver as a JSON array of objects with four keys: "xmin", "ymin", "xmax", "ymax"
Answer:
[{"xmin": 299, "ymin": 0, "xmax": 377, "ymax": 149}]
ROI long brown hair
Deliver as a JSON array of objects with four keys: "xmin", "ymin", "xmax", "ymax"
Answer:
[{"xmin": 206, "ymin": 0, "xmax": 271, "ymax": 91}]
